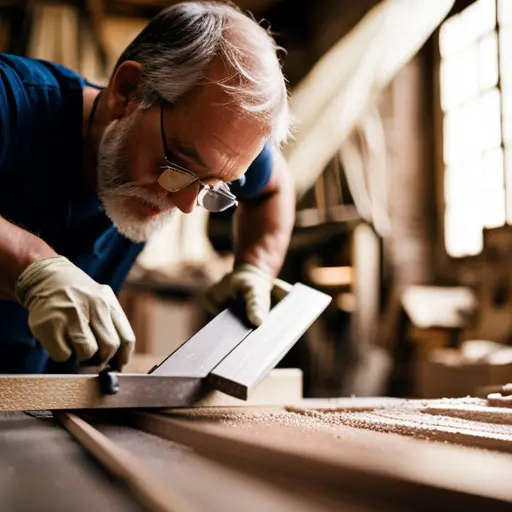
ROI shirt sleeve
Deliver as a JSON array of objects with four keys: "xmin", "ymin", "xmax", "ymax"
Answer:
[
  {"xmin": 0, "ymin": 54, "xmax": 84, "ymax": 176},
  {"xmin": 230, "ymin": 142, "xmax": 273, "ymax": 200}
]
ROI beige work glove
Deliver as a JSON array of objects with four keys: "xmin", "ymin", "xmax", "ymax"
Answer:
[
  {"xmin": 14, "ymin": 256, "xmax": 135, "ymax": 368},
  {"xmin": 202, "ymin": 263, "xmax": 274, "ymax": 326}
]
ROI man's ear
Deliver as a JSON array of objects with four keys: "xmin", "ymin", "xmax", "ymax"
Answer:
[{"xmin": 107, "ymin": 60, "xmax": 143, "ymax": 119}]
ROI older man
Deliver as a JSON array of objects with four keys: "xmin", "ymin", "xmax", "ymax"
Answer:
[{"xmin": 0, "ymin": 0, "xmax": 295, "ymax": 373}]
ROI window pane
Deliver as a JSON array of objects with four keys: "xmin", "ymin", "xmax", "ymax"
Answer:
[
  {"xmin": 505, "ymin": 149, "xmax": 512, "ymax": 223},
  {"xmin": 466, "ymin": 98, "xmax": 485, "ymax": 156},
  {"xmin": 440, "ymin": 57, "xmax": 458, "ymax": 111},
  {"xmin": 503, "ymin": 90, "xmax": 512, "ymax": 145},
  {"xmin": 499, "ymin": 0, "xmax": 512, "ymax": 25},
  {"xmin": 445, "ymin": 209, "xmax": 484, "ymax": 257},
  {"xmin": 444, "ymin": 162, "xmax": 484, "ymax": 257},
  {"xmin": 440, "ymin": 47, "xmax": 480, "ymax": 110},
  {"xmin": 440, "ymin": 0, "xmax": 496, "ymax": 56},
  {"xmin": 461, "ymin": 0, "xmax": 497, "ymax": 41},
  {"xmin": 479, "ymin": 31, "xmax": 499, "ymax": 91},
  {"xmin": 440, "ymin": 14, "xmax": 464, "ymax": 57},
  {"xmin": 444, "ymin": 108, "xmax": 476, "ymax": 165},
  {"xmin": 443, "ymin": 111, "xmax": 459, "ymax": 165},
  {"xmin": 479, "ymin": 88, "xmax": 502, "ymax": 151},
  {"xmin": 500, "ymin": 28, "xmax": 512, "ymax": 86},
  {"xmin": 482, "ymin": 148, "xmax": 506, "ymax": 228},
  {"xmin": 461, "ymin": 44, "xmax": 481, "ymax": 102}
]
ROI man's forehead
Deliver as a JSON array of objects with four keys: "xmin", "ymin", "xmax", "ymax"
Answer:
[{"xmin": 169, "ymin": 119, "xmax": 266, "ymax": 182}]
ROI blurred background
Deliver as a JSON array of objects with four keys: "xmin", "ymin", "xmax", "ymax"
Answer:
[{"xmin": 1, "ymin": 0, "xmax": 512, "ymax": 399}]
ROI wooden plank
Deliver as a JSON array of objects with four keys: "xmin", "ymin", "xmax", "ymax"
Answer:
[
  {"xmin": 0, "ymin": 374, "xmax": 202, "ymax": 412},
  {"xmin": 208, "ymin": 284, "xmax": 331, "ymax": 399},
  {"xmin": 55, "ymin": 412, "xmax": 193, "ymax": 512},
  {"xmin": 0, "ymin": 369, "xmax": 302, "ymax": 412},
  {"xmin": 149, "ymin": 308, "xmax": 252, "ymax": 377},
  {"xmin": 86, "ymin": 419, "xmax": 345, "ymax": 512},
  {"xmin": 134, "ymin": 411, "xmax": 512, "ymax": 511}
]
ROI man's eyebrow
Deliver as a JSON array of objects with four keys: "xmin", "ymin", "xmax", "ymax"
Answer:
[
  {"xmin": 172, "ymin": 138, "xmax": 241, "ymax": 182},
  {"xmin": 174, "ymin": 140, "xmax": 210, "ymax": 170}
]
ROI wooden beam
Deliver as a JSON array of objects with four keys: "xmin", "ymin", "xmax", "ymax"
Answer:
[
  {"xmin": 0, "ymin": 374, "xmax": 202, "ymax": 412},
  {"xmin": 0, "ymin": 369, "xmax": 303, "ymax": 412},
  {"xmin": 55, "ymin": 412, "xmax": 192, "ymax": 512},
  {"xmin": 207, "ymin": 284, "xmax": 331, "ymax": 399}
]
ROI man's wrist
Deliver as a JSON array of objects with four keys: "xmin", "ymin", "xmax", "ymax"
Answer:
[{"xmin": 17, "ymin": 243, "xmax": 59, "ymax": 278}]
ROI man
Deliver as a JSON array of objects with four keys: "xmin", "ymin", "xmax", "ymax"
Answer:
[{"xmin": 0, "ymin": 0, "xmax": 295, "ymax": 373}]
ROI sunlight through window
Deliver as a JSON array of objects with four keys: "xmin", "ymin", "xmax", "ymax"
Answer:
[{"xmin": 440, "ymin": 0, "xmax": 507, "ymax": 257}]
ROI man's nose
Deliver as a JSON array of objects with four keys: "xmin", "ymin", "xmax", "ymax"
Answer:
[{"xmin": 172, "ymin": 184, "xmax": 199, "ymax": 214}]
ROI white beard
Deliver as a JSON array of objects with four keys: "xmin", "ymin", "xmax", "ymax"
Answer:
[{"xmin": 96, "ymin": 113, "xmax": 176, "ymax": 243}]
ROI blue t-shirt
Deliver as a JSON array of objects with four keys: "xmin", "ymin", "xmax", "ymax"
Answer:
[{"xmin": 0, "ymin": 53, "xmax": 272, "ymax": 373}]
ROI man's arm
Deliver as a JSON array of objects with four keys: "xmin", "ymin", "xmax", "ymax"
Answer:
[
  {"xmin": 0, "ymin": 216, "xmax": 58, "ymax": 300},
  {"xmin": 232, "ymin": 146, "xmax": 295, "ymax": 277},
  {"xmin": 202, "ymin": 146, "xmax": 295, "ymax": 326},
  {"xmin": 0, "ymin": 215, "xmax": 135, "ymax": 367}
]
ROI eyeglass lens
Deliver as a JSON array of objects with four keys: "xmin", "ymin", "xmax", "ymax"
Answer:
[{"xmin": 198, "ymin": 188, "xmax": 236, "ymax": 212}]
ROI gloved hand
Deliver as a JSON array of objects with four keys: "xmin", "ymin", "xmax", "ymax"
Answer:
[
  {"xmin": 202, "ymin": 263, "xmax": 274, "ymax": 326},
  {"xmin": 14, "ymin": 256, "xmax": 135, "ymax": 368}
]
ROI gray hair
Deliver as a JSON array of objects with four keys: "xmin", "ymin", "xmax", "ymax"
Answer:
[{"xmin": 113, "ymin": 0, "xmax": 291, "ymax": 146}]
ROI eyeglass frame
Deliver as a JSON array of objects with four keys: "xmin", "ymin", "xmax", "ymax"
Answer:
[{"xmin": 157, "ymin": 106, "xmax": 239, "ymax": 212}]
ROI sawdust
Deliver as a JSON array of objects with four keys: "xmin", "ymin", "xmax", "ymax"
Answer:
[
  {"xmin": 423, "ymin": 404, "xmax": 512, "ymax": 425},
  {"xmin": 164, "ymin": 397, "xmax": 512, "ymax": 454},
  {"xmin": 284, "ymin": 404, "xmax": 512, "ymax": 453}
]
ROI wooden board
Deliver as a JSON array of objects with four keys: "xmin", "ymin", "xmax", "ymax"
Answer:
[
  {"xmin": 149, "ymin": 308, "xmax": 252, "ymax": 377},
  {"xmin": 0, "ymin": 374, "xmax": 202, "ymax": 412},
  {"xmin": 0, "ymin": 369, "xmax": 303, "ymax": 412},
  {"xmin": 134, "ymin": 409, "xmax": 512, "ymax": 511},
  {"xmin": 208, "ymin": 284, "xmax": 331, "ymax": 399},
  {"xmin": 72, "ymin": 414, "xmax": 351, "ymax": 512},
  {"xmin": 55, "ymin": 412, "xmax": 193, "ymax": 512}
]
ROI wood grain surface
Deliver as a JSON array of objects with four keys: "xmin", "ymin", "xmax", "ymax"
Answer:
[
  {"xmin": 208, "ymin": 283, "xmax": 331, "ymax": 399},
  {"xmin": 149, "ymin": 307, "xmax": 252, "ymax": 377},
  {"xmin": 0, "ymin": 412, "xmax": 141, "ymax": 511},
  {"xmin": 0, "ymin": 368, "xmax": 303, "ymax": 412},
  {"xmin": 134, "ymin": 406, "xmax": 512, "ymax": 511},
  {"xmin": 0, "ymin": 374, "xmax": 203, "ymax": 411},
  {"xmin": 56, "ymin": 412, "xmax": 194, "ymax": 512},
  {"xmin": 85, "ymin": 417, "xmax": 350, "ymax": 512}
]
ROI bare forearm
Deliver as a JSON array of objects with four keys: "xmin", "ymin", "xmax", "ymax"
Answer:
[
  {"xmin": 233, "ymin": 156, "xmax": 295, "ymax": 276},
  {"xmin": 0, "ymin": 216, "xmax": 58, "ymax": 300}
]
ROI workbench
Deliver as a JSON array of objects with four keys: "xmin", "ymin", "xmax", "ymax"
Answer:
[{"xmin": 2, "ymin": 392, "xmax": 512, "ymax": 511}]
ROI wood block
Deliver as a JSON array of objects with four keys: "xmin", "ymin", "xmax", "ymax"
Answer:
[{"xmin": 192, "ymin": 369, "xmax": 302, "ymax": 408}]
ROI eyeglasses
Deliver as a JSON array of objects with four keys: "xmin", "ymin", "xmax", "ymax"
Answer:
[{"xmin": 157, "ymin": 107, "xmax": 238, "ymax": 213}]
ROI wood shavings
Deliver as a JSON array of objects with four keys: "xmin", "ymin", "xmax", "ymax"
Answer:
[{"xmin": 285, "ymin": 405, "xmax": 512, "ymax": 453}]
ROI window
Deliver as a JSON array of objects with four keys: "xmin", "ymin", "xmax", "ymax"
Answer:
[{"xmin": 440, "ymin": 0, "xmax": 512, "ymax": 257}]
